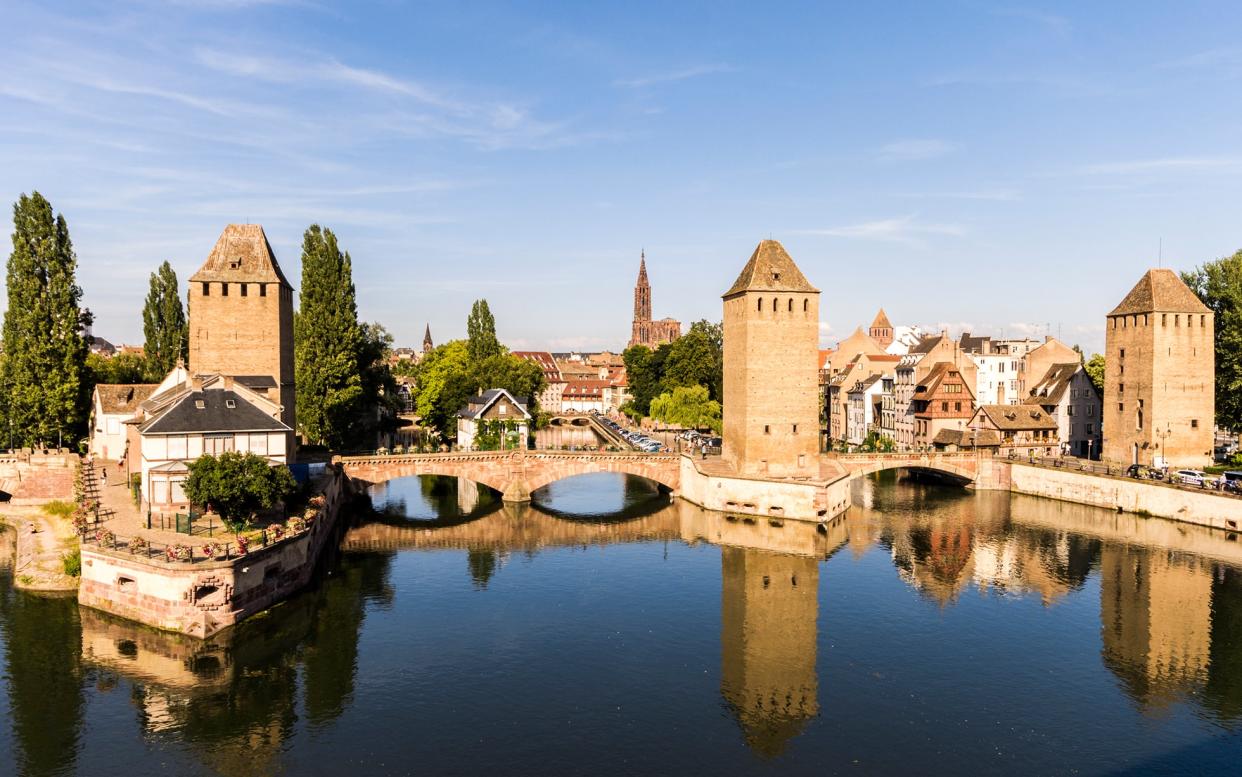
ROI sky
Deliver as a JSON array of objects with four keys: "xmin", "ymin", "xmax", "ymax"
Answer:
[{"xmin": 2, "ymin": 1, "xmax": 1241, "ymax": 356}]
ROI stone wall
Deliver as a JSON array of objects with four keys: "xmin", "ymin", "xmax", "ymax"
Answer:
[
  {"xmin": 78, "ymin": 469, "xmax": 353, "ymax": 638},
  {"xmin": 678, "ymin": 456, "xmax": 852, "ymax": 521},
  {"xmin": 0, "ymin": 450, "xmax": 77, "ymax": 504},
  {"xmin": 1007, "ymin": 462, "xmax": 1242, "ymax": 531}
]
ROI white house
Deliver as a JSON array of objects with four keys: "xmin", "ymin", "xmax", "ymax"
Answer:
[
  {"xmin": 456, "ymin": 389, "xmax": 532, "ymax": 451},
  {"xmin": 89, "ymin": 383, "xmax": 157, "ymax": 460}
]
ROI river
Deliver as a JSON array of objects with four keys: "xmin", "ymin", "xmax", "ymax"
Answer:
[{"xmin": 2, "ymin": 473, "xmax": 1242, "ymax": 775}]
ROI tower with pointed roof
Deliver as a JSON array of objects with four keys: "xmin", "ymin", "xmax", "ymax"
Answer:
[
  {"xmin": 1103, "ymin": 268, "xmax": 1213, "ymax": 467},
  {"xmin": 628, "ymin": 251, "xmax": 680, "ymax": 349},
  {"xmin": 423, "ymin": 323, "xmax": 434, "ymax": 354},
  {"xmin": 722, "ymin": 240, "xmax": 821, "ymax": 477},
  {"xmin": 188, "ymin": 224, "xmax": 296, "ymax": 433},
  {"xmin": 869, "ymin": 308, "xmax": 894, "ymax": 349}
]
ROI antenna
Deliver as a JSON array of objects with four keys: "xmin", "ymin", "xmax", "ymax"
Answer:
[{"xmin": 1158, "ymin": 237, "xmax": 1163, "ymax": 267}]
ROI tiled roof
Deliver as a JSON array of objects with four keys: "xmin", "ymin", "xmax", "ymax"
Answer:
[
  {"xmin": 139, "ymin": 389, "xmax": 291, "ymax": 435},
  {"xmin": 1023, "ymin": 363, "xmax": 1086, "ymax": 406},
  {"xmin": 910, "ymin": 334, "xmax": 945, "ymax": 354},
  {"xmin": 191, "ymin": 224, "xmax": 292, "ymax": 287},
  {"xmin": 870, "ymin": 308, "xmax": 892, "ymax": 329},
  {"xmin": 974, "ymin": 404, "xmax": 1058, "ymax": 431},
  {"xmin": 95, "ymin": 383, "xmax": 158, "ymax": 414},
  {"xmin": 723, "ymin": 240, "xmax": 818, "ymax": 297},
  {"xmin": 1108, "ymin": 268, "xmax": 1210, "ymax": 316},
  {"xmin": 933, "ymin": 429, "xmax": 1002, "ymax": 448}
]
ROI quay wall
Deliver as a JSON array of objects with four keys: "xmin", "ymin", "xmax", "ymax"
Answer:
[
  {"xmin": 78, "ymin": 468, "xmax": 354, "ymax": 639},
  {"xmin": 677, "ymin": 456, "xmax": 853, "ymax": 521},
  {"xmin": 1006, "ymin": 462, "xmax": 1242, "ymax": 531}
]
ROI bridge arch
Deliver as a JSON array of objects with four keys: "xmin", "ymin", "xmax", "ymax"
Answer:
[{"xmin": 830, "ymin": 453, "xmax": 983, "ymax": 487}]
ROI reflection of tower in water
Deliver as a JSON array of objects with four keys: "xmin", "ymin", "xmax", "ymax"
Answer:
[
  {"xmin": 1100, "ymin": 545, "xmax": 1212, "ymax": 708},
  {"xmin": 720, "ymin": 547, "xmax": 819, "ymax": 758}
]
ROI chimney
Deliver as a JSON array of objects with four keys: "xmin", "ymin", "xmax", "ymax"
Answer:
[
  {"xmin": 223, "ymin": 375, "xmax": 234, "ymax": 390},
  {"xmin": 190, "ymin": 374, "xmax": 203, "ymax": 390}
]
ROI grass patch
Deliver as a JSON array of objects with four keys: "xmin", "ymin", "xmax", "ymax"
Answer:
[
  {"xmin": 62, "ymin": 549, "xmax": 81, "ymax": 577},
  {"xmin": 41, "ymin": 500, "xmax": 76, "ymax": 519},
  {"xmin": 18, "ymin": 574, "xmax": 33, "ymax": 586}
]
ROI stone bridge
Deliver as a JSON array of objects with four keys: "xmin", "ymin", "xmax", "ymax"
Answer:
[
  {"xmin": 336, "ymin": 450, "xmax": 682, "ymax": 503},
  {"xmin": 823, "ymin": 451, "xmax": 1003, "ymax": 488}
]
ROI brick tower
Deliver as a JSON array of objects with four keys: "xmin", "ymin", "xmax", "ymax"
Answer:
[
  {"xmin": 869, "ymin": 308, "xmax": 894, "ymax": 349},
  {"xmin": 188, "ymin": 224, "xmax": 296, "ymax": 433},
  {"xmin": 1103, "ymin": 268, "xmax": 1213, "ymax": 468},
  {"xmin": 722, "ymin": 240, "xmax": 821, "ymax": 477}
]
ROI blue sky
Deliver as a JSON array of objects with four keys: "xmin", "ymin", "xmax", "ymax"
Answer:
[{"xmin": 2, "ymin": 1, "xmax": 1241, "ymax": 355}]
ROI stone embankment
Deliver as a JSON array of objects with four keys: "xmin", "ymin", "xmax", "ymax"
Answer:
[
  {"xmin": 78, "ymin": 467, "xmax": 356, "ymax": 638},
  {"xmin": 0, "ymin": 451, "xmax": 81, "ymax": 592}
]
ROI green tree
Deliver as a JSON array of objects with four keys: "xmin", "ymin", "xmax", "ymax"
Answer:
[
  {"xmin": 294, "ymin": 225, "xmax": 363, "ymax": 448},
  {"xmin": 183, "ymin": 451, "xmax": 297, "ymax": 535},
  {"xmin": 649, "ymin": 385, "xmax": 722, "ymax": 433},
  {"xmin": 471, "ymin": 353, "xmax": 544, "ymax": 411},
  {"xmin": 141, "ymin": 260, "xmax": 187, "ymax": 380},
  {"xmin": 0, "ymin": 192, "xmax": 89, "ymax": 447},
  {"xmin": 662, "ymin": 320, "xmax": 723, "ymax": 400},
  {"xmin": 84, "ymin": 351, "xmax": 149, "ymax": 404},
  {"xmin": 466, "ymin": 299, "xmax": 501, "ymax": 363},
  {"xmin": 354, "ymin": 321, "xmax": 400, "ymax": 446},
  {"xmin": 1084, "ymin": 353, "xmax": 1105, "ymax": 394},
  {"xmin": 411, "ymin": 340, "xmax": 474, "ymax": 442},
  {"xmin": 1183, "ymin": 249, "xmax": 1242, "ymax": 430},
  {"xmin": 623, "ymin": 344, "xmax": 669, "ymax": 416}
]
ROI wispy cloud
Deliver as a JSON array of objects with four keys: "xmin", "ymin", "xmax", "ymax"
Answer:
[
  {"xmin": 1078, "ymin": 156, "xmax": 1242, "ymax": 175},
  {"xmin": 1155, "ymin": 47, "xmax": 1242, "ymax": 77},
  {"xmin": 924, "ymin": 72, "xmax": 1122, "ymax": 98},
  {"xmin": 991, "ymin": 7, "xmax": 1072, "ymax": 37},
  {"xmin": 614, "ymin": 64, "xmax": 734, "ymax": 88},
  {"xmin": 795, "ymin": 216, "xmax": 965, "ymax": 247},
  {"xmin": 877, "ymin": 138, "xmax": 959, "ymax": 161},
  {"xmin": 899, "ymin": 188, "xmax": 1020, "ymax": 202}
]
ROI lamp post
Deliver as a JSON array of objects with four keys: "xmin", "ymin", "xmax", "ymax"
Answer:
[{"xmin": 1155, "ymin": 424, "xmax": 1171, "ymax": 470}]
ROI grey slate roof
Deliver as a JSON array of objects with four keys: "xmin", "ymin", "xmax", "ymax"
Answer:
[
  {"xmin": 234, "ymin": 375, "xmax": 278, "ymax": 389},
  {"xmin": 456, "ymin": 388, "xmax": 530, "ymax": 420},
  {"xmin": 139, "ymin": 389, "xmax": 290, "ymax": 435}
]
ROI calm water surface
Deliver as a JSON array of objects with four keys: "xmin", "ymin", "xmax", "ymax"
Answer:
[{"xmin": 3, "ymin": 473, "xmax": 1242, "ymax": 776}]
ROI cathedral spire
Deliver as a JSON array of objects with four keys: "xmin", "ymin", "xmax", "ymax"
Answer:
[{"xmin": 423, "ymin": 323, "xmax": 434, "ymax": 353}]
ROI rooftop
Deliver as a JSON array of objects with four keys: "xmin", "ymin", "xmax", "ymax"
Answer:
[
  {"xmin": 1108, "ymin": 268, "xmax": 1210, "ymax": 316},
  {"xmin": 190, "ymin": 224, "xmax": 292, "ymax": 287},
  {"xmin": 723, "ymin": 239, "xmax": 818, "ymax": 297}
]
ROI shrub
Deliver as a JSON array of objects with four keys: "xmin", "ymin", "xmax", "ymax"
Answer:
[
  {"xmin": 62, "ymin": 549, "xmax": 81, "ymax": 577},
  {"xmin": 42, "ymin": 500, "xmax": 76, "ymax": 519}
]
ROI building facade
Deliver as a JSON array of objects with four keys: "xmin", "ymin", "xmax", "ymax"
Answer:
[
  {"xmin": 722, "ymin": 240, "xmax": 820, "ymax": 477},
  {"xmin": 1103, "ymin": 269, "xmax": 1214, "ymax": 468},
  {"xmin": 1024, "ymin": 363, "xmax": 1103, "ymax": 458},
  {"xmin": 967, "ymin": 404, "xmax": 1059, "ymax": 458},
  {"xmin": 628, "ymin": 252, "xmax": 681, "ymax": 349},
  {"xmin": 911, "ymin": 363, "xmax": 975, "ymax": 449},
  {"xmin": 456, "ymin": 389, "xmax": 531, "ymax": 451}
]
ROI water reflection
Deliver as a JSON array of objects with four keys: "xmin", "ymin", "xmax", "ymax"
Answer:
[{"xmin": 4, "ymin": 476, "xmax": 1242, "ymax": 774}]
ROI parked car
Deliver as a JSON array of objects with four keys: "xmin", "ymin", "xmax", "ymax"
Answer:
[
  {"xmin": 1176, "ymin": 469, "xmax": 1211, "ymax": 487},
  {"xmin": 1126, "ymin": 464, "xmax": 1149, "ymax": 479}
]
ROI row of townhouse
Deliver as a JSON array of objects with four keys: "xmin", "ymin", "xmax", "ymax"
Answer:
[
  {"xmin": 512, "ymin": 351, "xmax": 630, "ymax": 415},
  {"xmin": 821, "ymin": 309, "xmax": 1104, "ymax": 458}
]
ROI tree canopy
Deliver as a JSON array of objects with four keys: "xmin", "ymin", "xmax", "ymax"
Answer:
[
  {"xmin": 466, "ymin": 299, "xmax": 501, "ymax": 363},
  {"xmin": 410, "ymin": 340, "xmax": 544, "ymax": 443},
  {"xmin": 1083, "ymin": 353, "xmax": 1105, "ymax": 395},
  {"xmin": 183, "ymin": 451, "xmax": 297, "ymax": 533},
  {"xmin": 662, "ymin": 320, "xmax": 723, "ymax": 401},
  {"xmin": 0, "ymin": 192, "xmax": 89, "ymax": 447},
  {"xmin": 141, "ymin": 260, "xmax": 187, "ymax": 381},
  {"xmin": 649, "ymin": 385, "xmax": 722, "ymax": 433},
  {"xmin": 1183, "ymin": 249, "xmax": 1242, "ymax": 431}
]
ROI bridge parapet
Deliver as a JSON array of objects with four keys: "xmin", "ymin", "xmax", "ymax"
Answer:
[{"xmin": 335, "ymin": 450, "xmax": 682, "ymax": 503}]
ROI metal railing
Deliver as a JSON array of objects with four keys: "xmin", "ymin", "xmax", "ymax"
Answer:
[
  {"xmin": 1015, "ymin": 454, "xmax": 1242, "ymax": 499},
  {"xmin": 79, "ymin": 522, "xmax": 311, "ymax": 564}
]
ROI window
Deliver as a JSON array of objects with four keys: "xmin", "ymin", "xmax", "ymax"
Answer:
[
  {"xmin": 1119, "ymin": 383, "xmax": 1124, "ymax": 394},
  {"xmin": 498, "ymin": 403, "xmax": 507, "ymax": 415},
  {"xmin": 788, "ymin": 299, "xmax": 793, "ymax": 312},
  {"xmin": 764, "ymin": 425, "xmax": 770, "ymax": 434},
  {"xmin": 240, "ymin": 283, "xmax": 248, "ymax": 297},
  {"xmin": 803, "ymin": 299, "xmax": 808, "ymax": 312},
  {"xmin": 1068, "ymin": 405, "xmax": 1074, "ymax": 416},
  {"xmin": 1201, "ymin": 314, "xmax": 1206, "ymax": 327},
  {"xmin": 1088, "ymin": 405, "xmax": 1094, "ymax": 417},
  {"xmin": 225, "ymin": 398, "xmax": 236, "ymax": 408},
  {"xmin": 167, "ymin": 435, "xmax": 187, "ymax": 459},
  {"xmin": 1192, "ymin": 419, "xmax": 1199, "ymax": 429},
  {"xmin": 1119, "ymin": 402, "xmax": 1124, "ymax": 411},
  {"xmin": 1175, "ymin": 314, "xmax": 1180, "ymax": 326},
  {"xmin": 771, "ymin": 297, "xmax": 777, "ymax": 312},
  {"xmin": 792, "ymin": 424, "xmax": 798, "ymax": 434},
  {"xmin": 1119, "ymin": 348, "xmax": 1125, "ymax": 360},
  {"xmin": 1162, "ymin": 314, "xmax": 1167, "ymax": 326},
  {"xmin": 954, "ymin": 401, "xmax": 961, "ymax": 411},
  {"xmin": 1086, "ymin": 424, "xmax": 1094, "ymax": 435},
  {"xmin": 202, "ymin": 282, "xmax": 210, "ymax": 296},
  {"xmin": 757, "ymin": 298, "xmax": 762, "ymax": 312},
  {"xmin": 204, "ymin": 433, "xmax": 234, "ymax": 455},
  {"xmin": 260, "ymin": 284, "xmax": 267, "ymax": 297},
  {"xmin": 221, "ymin": 282, "xmax": 229, "ymax": 297},
  {"xmin": 1137, "ymin": 409, "xmax": 1143, "ymax": 431},
  {"xmin": 941, "ymin": 401, "xmax": 948, "ymax": 412},
  {"xmin": 249, "ymin": 434, "xmax": 268, "ymax": 456}
]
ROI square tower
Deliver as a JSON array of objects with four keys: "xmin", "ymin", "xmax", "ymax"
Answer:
[
  {"xmin": 722, "ymin": 240, "xmax": 821, "ymax": 477},
  {"xmin": 188, "ymin": 224, "xmax": 296, "ymax": 434},
  {"xmin": 1103, "ymin": 268, "xmax": 1213, "ymax": 468}
]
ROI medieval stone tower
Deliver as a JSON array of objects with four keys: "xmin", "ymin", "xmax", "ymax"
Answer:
[
  {"xmin": 1103, "ymin": 268, "xmax": 1213, "ymax": 468},
  {"xmin": 869, "ymin": 308, "xmax": 894, "ymax": 349},
  {"xmin": 722, "ymin": 240, "xmax": 821, "ymax": 477},
  {"xmin": 188, "ymin": 224, "xmax": 296, "ymax": 432}
]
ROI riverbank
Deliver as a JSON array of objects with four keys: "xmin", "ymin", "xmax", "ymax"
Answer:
[
  {"xmin": 77, "ymin": 466, "xmax": 356, "ymax": 638},
  {"xmin": 0, "ymin": 505, "xmax": 80, "ymax": 592}
]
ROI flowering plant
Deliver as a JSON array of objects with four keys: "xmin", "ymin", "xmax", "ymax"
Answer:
[
  {"xmin": 236, "ymin": 535, "xmax": 249, "ymax": 555},
  {"xmin": 95, "ymin": 528, "xmax": 115, "ymax": 547},
  {"xmin": 202, "ymin": 542, "xmax": 218, "ymax": 558},
  {"xmin": 270, "ymin": 524, "xmax": 286, "ymax": 542},
  {"xmin": 128, "ymin": 536, "xmax": 148, "ymax": 554},
  {"xmin": 308, "ymin": 495, "xmax": 327, "ymax": 508},
  {"xmin": 288, "ymin": 516, "xmax": 305, "ymax": 533},
  {"xmin": 166, "ymin": 544, "xmax": 192, "ymax": 562}
]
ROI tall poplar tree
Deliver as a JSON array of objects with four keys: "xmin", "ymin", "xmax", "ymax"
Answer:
[
  {"xmin": 294, "ymin": 224, "xmax": 362, "ymax": 448},
  {"xmin": 141, "ymin": 260, "xmax": 187, "ymax": 380},
  {"xmin": 466, "ymin": 299, "xmax": 501, "ymax": 363},
  {"xmin": 1, "ymin": 192, "xmax": 89, "ymax": 447},
  {"xmin": 1184, "ymin": 249, "xmax": 1242, "ymax": 431}
]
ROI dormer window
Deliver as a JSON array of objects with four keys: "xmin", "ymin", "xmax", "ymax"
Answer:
[
  {"xmin": 195, "ymin": 399, "xmax": 206, "ymax": 409},
  {"xmin": 772, "ymin": 271, "xmax": 781, "ymax": 281},
  {"xmin": 225, "ymin": 399, "xmax": 236, "ymax": 409},
  {"xmin": 229, "ymin": 258, "xmax": 242, "ymax": 270}
]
